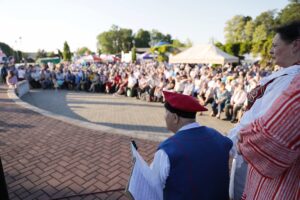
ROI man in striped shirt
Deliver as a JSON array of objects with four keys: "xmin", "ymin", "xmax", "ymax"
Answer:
[{"xmin": 235, "ymin": 21, "xmax": 300, "ymax": 199}]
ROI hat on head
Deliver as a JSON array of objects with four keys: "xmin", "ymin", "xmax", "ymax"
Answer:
[{"xmin": 163, "ymin": 91, "xmax": 207, "ymax": 118}]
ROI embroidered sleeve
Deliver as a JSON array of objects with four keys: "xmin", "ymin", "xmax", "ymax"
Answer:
[{"xmin": 238, "ymin": 75, "xmax": 300, "ymax": 178}]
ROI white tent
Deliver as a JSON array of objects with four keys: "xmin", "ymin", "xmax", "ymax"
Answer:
[{"xmin": 169, "ymin": 44, "xmax": 239, "ymax": 64}]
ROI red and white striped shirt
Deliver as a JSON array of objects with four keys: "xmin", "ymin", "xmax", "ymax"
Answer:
[{"xmin": 238, "ymin": 73, "xmax": 300, "ymax": 200}]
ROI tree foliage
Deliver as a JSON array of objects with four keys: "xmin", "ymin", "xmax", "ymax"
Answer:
[
  {"xmin": 77, "ymin": 47, "xmax": 92, "ymax": 56},
  {"xmin": 47, "ymin": 51, "xmax": 56, "ymax": 57},
  {"xmin": 172, "ymin": 39, "xmax": 186, "ymax": 48},
  {"xmin": 95, "ymin": 25, "xmax": 194, "ymax": 56},
  {"xmin": 224, "ymin": 43, "xmax": 240, "ymax": 57},
  {"xmin": 36, "ymin": 49, "xmax": 48, "ymax": 59},
  {"xmin": 97, "ymin": 25, "xmax": 133, "ymax": 54},
  {"xmin": 134, "ymin": 29, "xmax": 150, "ymax": 48},
  {"xmin": 0, "ymin": 42, "xmax": 25, "ymax": 62},
  {"xmin": 221, "ymin": 2, "xmax": 300, "ymax": 66},
  {"xmin": 0, "ymin": 42, "xmax": 14, "ymax": 57},
  {"xmin": 63, "ymin": 41, "xmax": 72, "ymax": 61},
  {"xmin": 131, "ymin": 47, "xmax": 137, "ymax": 62},
  {"xmin": 57, "ymin": 49, "xmax": 63, "ymax": 58},
  {"xmin": 150, "ymin": 44, "xmax": 176, "ymax": 62},
  {"xmin": 149, "ymin": 30, "xmax": 173, "ymax": 46},
  {"xmin": 277, "ymin": 2, "xmax": 300, "ymax": 25},
  {"xmin": 254, "ymin": 10, "xmax": 276, "ymax": 34},
  {"xmin": 224, "ymin": 15, "xmax": 252, "ymax": 43}
]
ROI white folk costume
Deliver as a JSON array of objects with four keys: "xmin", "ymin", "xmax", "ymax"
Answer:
[{"xmin": 228, "ymin": 65, "xmax": 300, "ymax": 200}]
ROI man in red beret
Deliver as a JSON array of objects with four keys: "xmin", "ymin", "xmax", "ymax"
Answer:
[{"xmin": 150, "ymin": 91, "xmax": 232, "ymax": 200}]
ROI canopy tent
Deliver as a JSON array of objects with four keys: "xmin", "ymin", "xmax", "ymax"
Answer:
[
  {"xmin": 36, "ymin": 57, "xmax": 61, "ymax": 64},
  {"xmin": 154, "ymin": 41, "xmax": 171, "ymax": 47},
  {"xmin": 78, "ymin": 55, "xmax": 102, "ymax": 63},
  {"xmin": 242, "ymin": 53, "xmax": 261, "ymax": 64},
  {"xmin": 169, "ymin": 44, "xmax": 239, "ymax": 64},
  {"xmin": 100, "ymin": 54, "xmax": 120, "ymax": 62},
  {"xmin": 137, "ymin": 52, "xmax": 156, "ymax": 60}
]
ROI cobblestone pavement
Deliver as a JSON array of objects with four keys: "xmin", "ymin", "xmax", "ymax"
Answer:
[{"xmin": 1, "ymin": 88, "xmax": 235, "ymax": 200}]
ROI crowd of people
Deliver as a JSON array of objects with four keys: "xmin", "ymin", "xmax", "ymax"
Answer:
[
  {"xmin": 0, "ymin": 58, "xmax": 276, "ymax": 123},
  {"xmin": 1, "ymin": 20, "xmax": 299, "ymax": 200}
]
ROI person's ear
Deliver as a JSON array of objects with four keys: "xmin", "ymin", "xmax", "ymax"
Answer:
[
  {"xmin": 291, "ymin": 39, "xmax": 300, "ymax": 55},
  {"xmin": 172, "ymin": 113, "xmax": 179, "ymax": 124}
]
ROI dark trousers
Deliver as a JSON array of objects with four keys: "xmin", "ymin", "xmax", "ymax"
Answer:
[
  {"xmin": 211, "ymin": 101, "xmax": 225, "ymax": 115},
  {"xmin": 225, "ymin": 104, "xmax": 243, "ymax": 120}
]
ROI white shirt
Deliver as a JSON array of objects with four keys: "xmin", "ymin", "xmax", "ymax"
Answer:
[
  {"xmin": 182, "ymin": 82, "xmax": 194, "ymax": 96},
  {"xmin": 150, "ymin": 122, "xmax": 201, "ymax": 189},
  {"xmin": 18, "ymin": 69, "xmax": 26, "ymax": 79},
  {"xmin": 231, "ymin": 89, "xmax": 247, "ymax": 106},
  {"xmin": 128, "ymin": 76, "xmax": 137, "ymax": 88},
  {"xmin": 228, "ymin": 65, "xmax": 300, "ymax": 156},
  {"xmin": 228, "ymin": 65, "xmax": 300, "ymax": 198}
]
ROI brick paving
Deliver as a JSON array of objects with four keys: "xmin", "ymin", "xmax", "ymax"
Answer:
[
  {"xmin": 0, "ymin": 86, "xmax": 158, "ymax": 200},
  {"xmin": 1, "ymin": 87, "xmax": 235, "ymax": 200}
]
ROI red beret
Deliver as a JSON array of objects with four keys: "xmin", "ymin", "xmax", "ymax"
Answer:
[{"xmin": 163, "ymin": 91, "xmax": 208, "ymax": 112}]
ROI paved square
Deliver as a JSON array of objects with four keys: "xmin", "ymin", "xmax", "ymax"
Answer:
[{"xmin": 0, "ymin": 87, "xmax": 158, "ymax": 200}]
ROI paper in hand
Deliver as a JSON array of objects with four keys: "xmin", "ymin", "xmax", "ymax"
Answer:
[{"xmin": 125, "ymin": 142, "xmax": 162, "ymax": 200}]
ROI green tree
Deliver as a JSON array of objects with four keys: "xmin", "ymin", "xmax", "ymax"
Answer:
[
  {"xmin": 224, "ymin": 15, "xmax": 252, "ymax": 43},
  {"xmin": 239, "ymin": 42, "xmax": 252, "ymax": 55},
  {"xmin": 63, "ymin": 41, "xmax": 72, "ymax": 61},
  {"xmin": 57, "ymin": 49, "xmax": 63, "ymax": 58},
  {"xmin": 97, "ymin": 31, "xmax": 115, "ymax": 54},
  {"xmin": 172, "ymin": 39, "xmax": 186, "ymax": 48},
  {"xmin": 0, "ymin": 42, "xmax": 14, "ymax": 57},
  {"xmin": 150, "ymin": 44, "xmax": 175, "ymax": 62},
  {"xmin": 224, "ymin": 43, "xmax": 240, "ymax": 57},
  {"xmin": 277, "ymin": 2, "xmax": 300, "ymax": 25},
  {"xmin": 252, "ymin": 24, "xmax": 268, "ymax": 43},
  {"xmin": 47, "ymin": 51, "xmax": 56, "ymax": 57},
  {"xmin": 215, "ymin": 42, "xmax": 225, "ymax": 51},
  {"xmin": 131, "ymin": 47, "xmax": 136, "ymax": 62},
  {"xmin": 97, "ymin": 25, "xmax": 133, "ymax": 54},
  {"xmin": 254, "ymin": 10, "xmax": 276, "ymax": 34},
  {"xmin": 260, "ymin": 36, "xmax": 273, "ymax": 66},
  {"xmin": 149, "ymin": 30, "xmax": 173, "ymax": 46},
  {"xmin": 244, "ymin": 20, "xmax": 255, "ymax": 41},
  {"xmin": 36, "ymin": 49, "xmax": 47, "ymax": 59},
  {"xmin": 134, "ymin": 29, "xmax": 151, "ymax": 48},
  {"xmin": 119, "ymin": 28, "xmax": 133, "ymax": 52},
  {"xmin": 77, "ymin": 47, "xmax": 92, "ymax": 56},
  {"xmin": 14, "ymin": 50, "xmax": 23, "ymax": 63}
]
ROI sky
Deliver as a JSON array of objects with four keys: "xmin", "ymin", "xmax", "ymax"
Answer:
[{"xmin": 0, "ymin": 0, "xmax": 289, "ymax": 53}]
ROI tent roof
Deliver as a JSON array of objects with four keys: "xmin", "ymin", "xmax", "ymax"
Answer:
[
  {"xmin": 36, "ymin": 57, "xmax": 61, "ymax": 64},
  {"xmin": 169, "ymin": 44, "xmax": 239, "ymax": 64},
  {"xmin": 137, "ymin": 52, "xmax": 156, "ymax": 60},
  {"xmin": 154, "ymin": 41, "xmax": 170, "ymax": 47}
]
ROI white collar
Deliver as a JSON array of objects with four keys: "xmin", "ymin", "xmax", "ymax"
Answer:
[
  {"xmin": 260, "ymin": 65, "xmax": 300, "ymax": 85},
  {"xmin": 178, "ymin": 122, "xmax": 201, "ymax": 132}
]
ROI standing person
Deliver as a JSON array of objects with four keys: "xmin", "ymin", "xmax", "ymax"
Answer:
[
  {"xmin": 6, "ymin": 71, "xmax": 18, "ymax": 88},
  {"xmin": 0, "ymin": 63, "xmax": 8, "ymax": 84},
  {"xmin": 151, "ymin": 91, "xmax": 232, "ymax": 200},
  {"xmin": 229, "ymin": 21, "xmax": 300, "ymax": 200}
]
